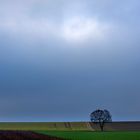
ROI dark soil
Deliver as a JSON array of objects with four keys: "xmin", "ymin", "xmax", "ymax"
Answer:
[{"xmin": 0, "ymin": 131, "xmax": 65, "ymax": 140}]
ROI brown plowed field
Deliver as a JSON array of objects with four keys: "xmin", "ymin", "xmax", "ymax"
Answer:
[
  {"xmin": 0, "ymin": 131, "xmax": 64, "ymax": 140},
  {"xmin": 89, "ymin": 122, "xmax": 140, "ymax": 131}
]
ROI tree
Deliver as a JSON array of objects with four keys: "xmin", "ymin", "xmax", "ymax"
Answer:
[{"xmin": 90, "ymin": 109, "xmax": 112, "ymax": 131}]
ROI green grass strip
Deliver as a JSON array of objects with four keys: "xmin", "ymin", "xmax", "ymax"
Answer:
[{"xmin": 37, "ymin": 131, "xmax": 140, "ymax": 140}]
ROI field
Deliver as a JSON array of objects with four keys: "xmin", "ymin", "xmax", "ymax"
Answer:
[
  {"xmin": 37, "ymin": 131, "xmax": 140, "ymax": 140},
  {"xmin": 0, "ymin": 130, "xmax": 139, "ymax": 140},
  {"xmin": 0, "ymin": 122, "xmax": 140, "ymax": 131},
  {"xmin": 0, "ymin": 122, "xmax": 91, "ymax": 131},
  {"xmin": 0, "ymin": 122, "xmax": 139, "ymax": 139},
  {"xmin": 0, "ymin": 130, "xmax": 64, "ymax": 140}
]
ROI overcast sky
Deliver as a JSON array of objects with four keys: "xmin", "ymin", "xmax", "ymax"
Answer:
[{"xmin": 0, "ymin": 0, "xmax": 140, "ymax": 122}]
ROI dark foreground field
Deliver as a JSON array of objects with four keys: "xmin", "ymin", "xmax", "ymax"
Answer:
[{"xmin": 0, "ymin": 131, "xmax": 64, "ymax": 140}]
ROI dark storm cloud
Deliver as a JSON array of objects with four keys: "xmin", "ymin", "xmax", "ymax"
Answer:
[{"xmin": 0, "ymin": 0, "xmax": 140, "ymax": 121}]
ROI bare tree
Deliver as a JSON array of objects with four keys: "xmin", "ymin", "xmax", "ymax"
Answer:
[{"xmin": 90, "ymin": 109, "xmax": 112, "ymax": 131}]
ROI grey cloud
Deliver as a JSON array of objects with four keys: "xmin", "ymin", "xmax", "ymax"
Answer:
[{"xmin": 0, "ymin": 0, "xmax": 140, "ymax": 121}]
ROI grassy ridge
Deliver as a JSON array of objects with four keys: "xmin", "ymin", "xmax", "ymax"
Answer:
[
  {"xmin": 0, "ymin": 122, "xmax": 140, "ymax": 131},
  {"xmin": 0, "ymin": 122, "xmax": 90, "ymax": 131},
  {"xmin": 37, "ymin": 131, "xmax": 140, "ymax": 140}
]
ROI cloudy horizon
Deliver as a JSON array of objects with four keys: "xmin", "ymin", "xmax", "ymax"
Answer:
[{"xmin": 0, "ymin": 0, "xmax": 140, "ymax": 122}]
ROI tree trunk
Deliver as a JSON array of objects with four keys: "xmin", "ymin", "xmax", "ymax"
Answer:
[{"xmin": 99, "ymin": 122, "xmax": 104, "ymax": 132}]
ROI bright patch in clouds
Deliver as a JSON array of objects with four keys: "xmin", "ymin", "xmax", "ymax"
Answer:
[
  {"xmin": 0, "ymin": 15, "xmax": 111, "ymax": 44},
  {"xmin": 62, "ymin": 17, "xmax": 109, "ymax": 42},
  {"xmin": 0, "ymin": 0, "xmax": 114, "ymax": 45}
]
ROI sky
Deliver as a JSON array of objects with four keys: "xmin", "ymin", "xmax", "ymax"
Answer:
[{"xmin": 0, "ymin": 0, "xmax": 140, "ymax": 122}]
